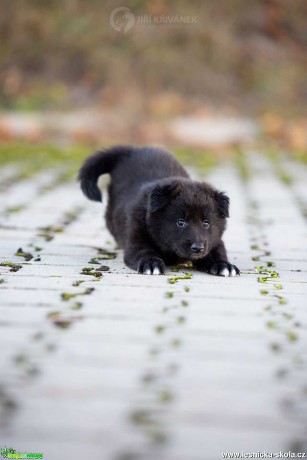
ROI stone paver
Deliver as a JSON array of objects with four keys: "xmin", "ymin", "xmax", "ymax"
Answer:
[{"xmin": 0, "ymin": 153, "xmax": 307, "ymax": 460}]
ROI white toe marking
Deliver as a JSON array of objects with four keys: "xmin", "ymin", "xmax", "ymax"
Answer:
[
  {"xmin": 230, "ymin": 267, "xmax": 237, "ymax": 277},
  {"xmin": 153, "ymin": 267, "xmax": 161, "ymax": 275},
  {"xmin": 145, "ymin": 269, "xmax": 151, "ymax": 275},
  {"xmin": 220, "ymin": 267, "xmax": 229, "ymax": 277}
]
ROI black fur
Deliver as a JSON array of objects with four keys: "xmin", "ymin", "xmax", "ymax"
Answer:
[{"xmin": 78, "ymin": 145, "xmax": 240, "ymax": 276}]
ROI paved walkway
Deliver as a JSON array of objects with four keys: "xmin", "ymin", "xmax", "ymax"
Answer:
[{"xmin": 0, "ymin": 153, "xmax": 307, "ymax": 459}]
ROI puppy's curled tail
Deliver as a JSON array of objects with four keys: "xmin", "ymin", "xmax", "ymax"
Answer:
[{"xmin": 78, "ymin": 145, "xmax": 132, "ymax": 202}]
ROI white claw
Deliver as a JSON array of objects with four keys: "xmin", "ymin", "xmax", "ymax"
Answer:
[
  {"xmin": 220, "ymin": 267, "xmax": 229, "ymax": 277},
  {"xmin": 145, "ymin": 269, "xmax": 151, "ymax": 275},
  {"xmin": 153, "ymin": 267, "xmax": 161, "ymax": 275},
  {"xmin": 230, "ymin": 267, "xmax": 237, "ymax": 277}
]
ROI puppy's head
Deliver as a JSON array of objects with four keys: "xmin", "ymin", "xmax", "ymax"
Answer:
[{"xmin": 146, "ymin": 178, "xmax": 229, "ymax": 260}]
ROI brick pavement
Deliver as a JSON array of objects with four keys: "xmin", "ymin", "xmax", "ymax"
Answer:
[{"xmin": 0, "ymin": 153, "xmax": 306, "ymax": 459}]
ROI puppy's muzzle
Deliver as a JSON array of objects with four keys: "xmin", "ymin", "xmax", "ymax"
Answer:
[{"xmin": 191, "ymin": 243, "xmax": 205, "ymax": 253}]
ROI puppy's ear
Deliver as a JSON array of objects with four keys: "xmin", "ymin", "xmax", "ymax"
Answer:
[
  {"xmin": 215, "ymin": 191, "xmax": 230, "ymax": 218},
  {"xmin": 148, "ymin": 180, "xmax": 181, "ymax": 213}
]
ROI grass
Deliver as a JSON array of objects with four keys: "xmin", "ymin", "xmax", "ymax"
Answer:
[
  {"xmin": 81, "ymin": 267, "xmax": 103, "ymax": 278},
  {"xmin": 0, "ymin": 261, "xmax": 23, "ymax": 272},
  {"xmin": 0, "ymin": 142, "xmax": 90, "ymax": 166},
  {"xmin": 0, "ymin": 142, "xmax": 91, "ymax": 184},
  {"xmin": 0, "ymin": 141, "xmax": 218, "ymax": 177},
  {"xmin": 168, "ymin": 272, "xmax": 192, "ymax": 284},
  {"xmin": 61, "ymin": 287, "xmax": 94, "ymax": 301},
  {"xmin": 15, "ymin": 247, "xmax": 33, "ymax": 261},
  {"xmin": 292, "ymin": 150, "xmax": 307, "ymax": 164},
  {"xmin": 6, "ymin": 205, "xmax": 25, "ymax": 213},
  {"xmin": 173, "ymin": 146, "xmax": 217, "ymax": 171},
  {"xmin": 233, "ymin": 147, "xmax": 251, "ymax": 182},
  {"xmin": 72, "ymin": 280, "xmax": 84, "ymax": 287},
  {"xmin": 287, "ymin": 331, "xmax": 298, "ymax": 342}
]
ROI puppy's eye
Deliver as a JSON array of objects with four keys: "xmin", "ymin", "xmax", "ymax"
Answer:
[
  {"xmin": 203, "ymin": 220, "xmax": 210, "ymax": 228},
  {"xmin": 177, "ymin": 219, "xmax": 187, "ymax": 228}
]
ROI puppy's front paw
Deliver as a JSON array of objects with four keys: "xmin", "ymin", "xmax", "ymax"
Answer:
[
  {"xmin": 138, "ymin": 257, "xmax": 165, "ymax": 275},
  {"xmin": 209, "ymin": 261, "xmax": 240, "ymax": 277}
]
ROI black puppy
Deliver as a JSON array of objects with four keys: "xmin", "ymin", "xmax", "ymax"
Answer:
[{"xmin": 78, "ymin": 145, "xmax": 240, "ymax": 277}]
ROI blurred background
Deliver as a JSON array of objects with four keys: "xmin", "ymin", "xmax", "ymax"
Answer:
[
  {"xmin": 0, "ymin": 0, "xmax": 306, "ymax": 157},
  {"xmin": 1, "ymin": 4, "xmax": 307, "ymax": 457}
]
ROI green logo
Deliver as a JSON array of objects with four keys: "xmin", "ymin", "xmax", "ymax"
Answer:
[{"xmin": 0, "ymin": 447, "xmax": 43, "ymax": 459}]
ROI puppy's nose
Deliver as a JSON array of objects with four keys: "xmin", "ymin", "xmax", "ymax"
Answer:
[{"xmin": 191, "ymin": 243, "xmax": 205, "ymax": 253}]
